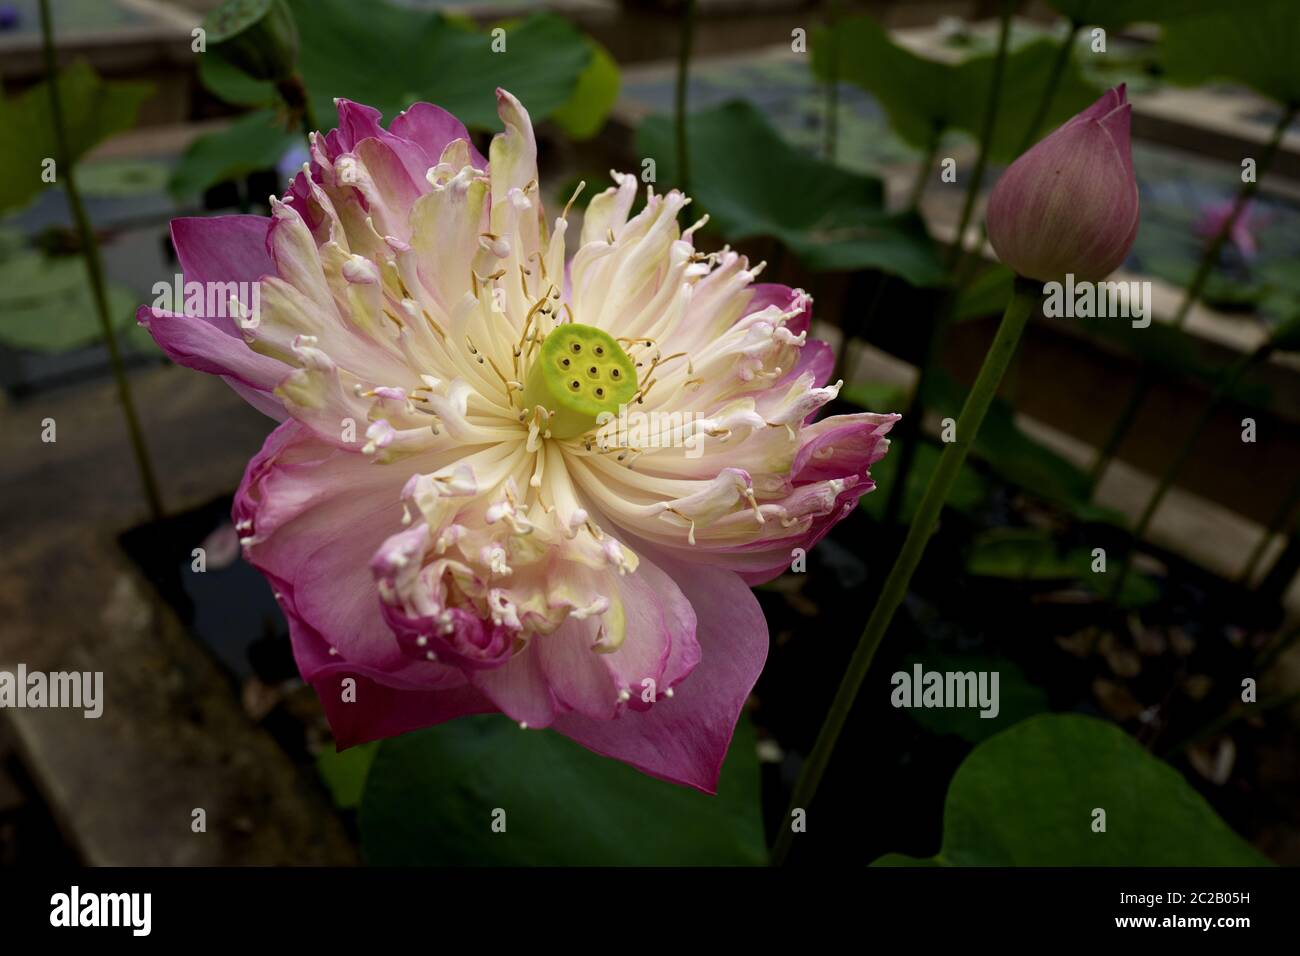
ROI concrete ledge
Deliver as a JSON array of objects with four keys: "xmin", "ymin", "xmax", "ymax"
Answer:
[{"xmin": 0, "ymin": 365, "xmax": 357, "ymax": 865}]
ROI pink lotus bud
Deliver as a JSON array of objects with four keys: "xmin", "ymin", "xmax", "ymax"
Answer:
[{"xmin": 986, "ymin": 85, "xmax": 1139, "ymax": 283}]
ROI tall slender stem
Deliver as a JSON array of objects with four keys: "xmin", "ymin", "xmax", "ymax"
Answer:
[
  {"xmin": 772, "ymin": 278, "xmax": 1039, "ymax": 866},
  {"xmin": 1089, "ymin": 103, "xmax": 1298, "ymax": 487},
  {"xmin": 1239, "ymin": 474, "xmax": 1300, "ymax": 586},
  {"xmin": 945, "ymin": 4, "xmax": 1013, "ymax": 273},
  {"xmin": 1108, "ymin": 343, "xmax": 1272, "ymax": 601},
  {"xmin": 1087, "ymin": 372, "xmax": 1152, "ymax": 486},
  {"xmin": 884, "ymin": 9, "xmax": 1013, "ymax": 526},
  {"xmin": 879, "ymin": 316, "xmax": 937, "ymax": 528},
  {"xmin": 821, "ymin": 0, "xmax": 841, "ymax": 162},
  {"xmin": 674, "ymin": 0, "xmax": 697, "ymax": 196},
  {"xmin": 38, "ymin": 0, "xmax": 163, "ymax": 520},
  {"xmin": 276, "ymin": 73, "xmax": 318, "ymax": 144},
  {"xmin": 1255, "ymin": 622, "xmax": 1300, "ymax": 673},
  {"xmin": 1257, "ymin": 526, "xmax": 1300, "ymax": 605},
  {"xmin": 1161, "ymin": 689, "xmax": 1300, "ymax": 759},
  {"xmin": 831, "ymin": 272, "xmax": 887, "ymax": 387},
  {"xmin": 1015, "ymin": 22, "xmax": 1079, "ymax": 156},
  {"xmin": 907, "ymin": 125, "xmax": 943, "ymax": 213},
  {"xmin": 835, "ymin": 126, "xmax": 939, "ymax": 405}
]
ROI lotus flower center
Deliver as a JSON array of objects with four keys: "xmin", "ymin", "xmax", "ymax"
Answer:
[{"xmin": 521, "ymin": 324, "xmax": 638, "ymax": 439}]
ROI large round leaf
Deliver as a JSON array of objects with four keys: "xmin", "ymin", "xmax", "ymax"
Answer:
[
  {"xmin": 899, "ymin": 650, "xmax": 1049, "ymax": 744},
  {"xmin": 359, "ymin": 714, "xmax": 767, "ymax": 865},
  {"xmin": 0, "ymin": 60, "xmax": 152, "ymax": 213},
  {"xmin": 550, "ymin": 39, "xmax": 621, "ymax": 141},
  {"xmin": 811, "ymin": 16, "xmax": 1098, "ymax": 163},
  {"xmin": 637, "ymin": 101, "xmax": 944, "ymax": 287},
  {"xmin": 1162, "ymin": 0, "xmax": 1300, "ymax": 107},
  {"xmin": 288, "ymin": 2, "xmax": 594, "ymax": 129},
  {"xmin": 197, "ymin": 53, "xmax": 279, "ymax": 109},
  {"xmin": 1046, "ymin": 0, "xmax": 1232, "ymax": 29},
  {"xmin": 182, "ymin": 4, "xmax": 604, "ymax": 197},
  {"xmin": 167, "ymin": 109, "xmax": 297, "ymax": 201},
  {"xmin": 0, "ymin": 250, "xmax": 137, "ymax": 353},
  {"xmin": 875, "ymin": 714, "xmax": 1270, "ymax": 865}
]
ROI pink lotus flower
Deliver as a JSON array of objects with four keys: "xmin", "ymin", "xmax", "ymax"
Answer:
[
  {"xmin": 139, "ymin": 91, "xmax": 896, "ymax": 792},
  {"xmin": 987, "ymin": 85, "xmax": 1139, "ymax": 283},
  {"xmin": 1195, "ymin": 199, "xmax": 1265, "ymax": 260}
]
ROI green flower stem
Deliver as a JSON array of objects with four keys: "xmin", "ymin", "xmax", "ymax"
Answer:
[
  {"xmin": 878, "ymin": 325, "xmax": 932, "ymax": 527},
  {"xmin": 771, "ymin": 277, "xmax": 1039, "ymax": 866},
  {"xmin": 1088, "ymin": 103, "xmax": 1298, "ymax": 488},
  {"xmin": 276, "ymin": 72, "xmax": 318, "ymax": 143},
  {"xmin": 944, "ymin": 3, "xmax": 1012, "ymax": 273},
  {"xmin": 1255, "ymin": 621, "xmax": 1300, "ymax": 673},
  {"xmin": 1108, "ymin": 341, "xmax": 1274, "ymax": 602},
  {"xmin": 906, "ymin": 125, "xmax": 943, "ymax": 213},
  {"xmin": 39, "ymin": 0, "xmax": 163, "ymax": 521},
  {"xmin": 674, "ymin": 0, "xmax": 697, "ymax": 197},
  {"xmin": 821, "ymin": 0, "xmax": 842, "ymax": 163},
  {"xmin": 884, "ymin": 7, "xmax": 1012, "ymax": 527},
  {"xmin": 1239, "ymin": 474, "xmax": 1300, "ymax": 586},
  {"xmin": 1161, "ymin": 688, "xmax": 1300, "ymax": 759},
  {"xmin": 1015, "ymin": 21, "xmax": 1080, "ymax": 157},
  {"xmin": 830, "ymin": 272, "xmax": 888, "ymax": 387},
  {"xmin": 837, "ymin": 118, "xmax": 937, "ymax": 422},
  {"xmin": 1256, "ymin": 525, "xmax": 1300, "ymax": 605}
]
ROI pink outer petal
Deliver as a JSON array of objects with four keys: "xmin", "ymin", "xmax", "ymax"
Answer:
[
  {"xmin": 470, "ymin": 646, "xmax": 558, "ymax": 728},
  {"xmin": 1097, "ymin": 91, "xmax": 1133, "ymax": 179},
  {"xmin": 234, "ymin": 422, "xmax": 450, "ymax": 683},
  {"xmin": 390, "ymin": 101, "xmax": 487, "ymax": 170},
  {"xmin": 537, "ymin": 618, "xmax": 624, "ymax": 720},
  {"xmin": 157, "ymin": 215, "xmax": 291, "ymax": 417},
  {"xmin": 329, "ymin": 99, "xmax": 487, "ymax": 191},
  {"xmin": 1069, "ymin": 82, "xmax": 1125, "ymax": 128},
  {"xmin": 745, "ymin": 283, "xmax": 812, "ymax": 336},
  {"xmin": 622, "ymin": 412, "xmax": 897, "ymax": 586},
  {"xmin": 288, "ymin": 592, "xmax": 495, "ymax": 749},
  {"xmin": 551, "ymin": 556, "xmax": 767, "ymax": 794},
  {"xmin": 536, "ymin": 555, "xmax": 700, "ymax": 720},
  {"xmin": 235, "ymin": 422, "xmax": 496, "ymax": 747},
  {"xmin": 782, "ymin": 338, "xmax": 834, "ymax": 391},
  {"xmin": 603, "ymin": 556, "xmax": 700, "ymax": 711},
  {"xmin": 171, "ymin": 216, "xmax": 274, "ymax": 317},
  {"xmin": 351, "ymin": 136, "xmax": 425, "ymax": 240},
  {"xmin": 382, "ymin": 599, "xmax": 515, "ymax": 672},
  {"xmin": 739, "ymin": 412, "xmax": 898, "ymax": 584},
  {"xmin": 791, "ymin": 412, "xmax": 896, "ymax": 484},
  {"xmin": 700, "ymin": 412, "xmax": 897, "ymax": 585},
  {"xmin": 285, "ymin": 169, "xmax": 325, "ymax": 234},
  {"xmin": 136, "ymin": 305, "xmax": 287, "ymax": 416},
  {"xmin": 328, "ymin": 100, "xmax": 387, "ymax": 155}
]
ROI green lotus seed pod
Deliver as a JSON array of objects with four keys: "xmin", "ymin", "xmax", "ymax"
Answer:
[{"xmin": 521, "ymin": 324, "xmax": 638, "ymax": 440}]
